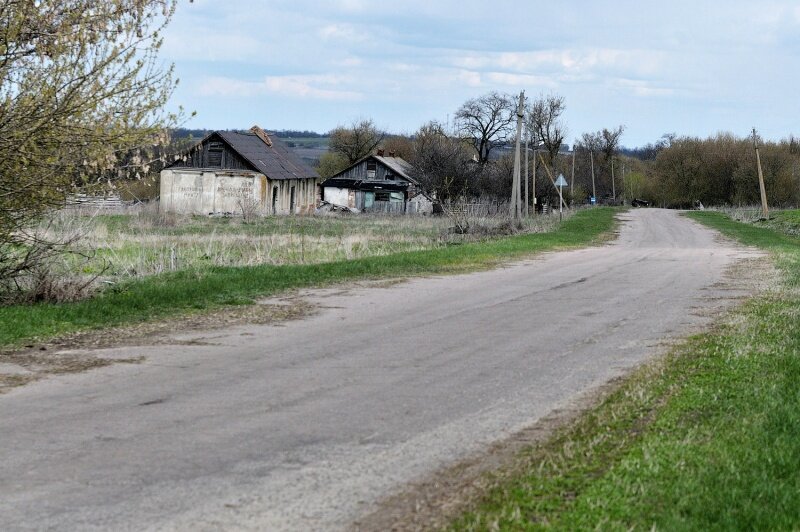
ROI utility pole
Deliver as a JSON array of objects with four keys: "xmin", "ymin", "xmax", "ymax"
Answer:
[
  {"xmin": 570, "ymin": 145, "xmax": 576, "ymax": 207},
  {"xmin": 537, "ymin": 152, "xmax": 568, "ymax": 210},
  {"xmin": 611, "ymin": 157, "xmax": 616, "ymax": 202},
  {"xmin": 590, "ymin": 149, "xmax": 596, "ymax": 205},
  {"xmin": 532, "ymin": 147, "xmax": 537, "ymax": 215},
  {"xmin": 510, "ymin": 91, "xmax": 525, "ymax": 220},
  {"xmin": 621, "ymin": 162, "xmax": 626, "ymax": 204},
  {"xmin": 524, "ymin": 129, "xmax": 529, "ymax": 217},
  {"xmin": 753, "ymin": 128, "xmax": 769, "ymax": 218}
]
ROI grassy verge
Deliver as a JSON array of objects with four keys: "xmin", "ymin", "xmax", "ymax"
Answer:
[
  {"xmin": 0, "ymin": 208, "xmax": 617, "ymax": 347},
  {"xmin": 450, "ymin": 210, "xmax": 800, "ymax": 530}
]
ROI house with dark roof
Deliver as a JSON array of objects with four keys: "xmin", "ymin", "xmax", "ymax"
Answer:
[
  {"xmin": 321, "ymin": 151, "xmax": 433, "ymax": 214},
  {"xmin": 160, "ymin": 126, "xmax": 323, "ymax": 215}
]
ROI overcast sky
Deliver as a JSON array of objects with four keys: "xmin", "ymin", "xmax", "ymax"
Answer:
[{"xmin": 162, "ymin": 0, "xmax": 800, "ymax": 147}]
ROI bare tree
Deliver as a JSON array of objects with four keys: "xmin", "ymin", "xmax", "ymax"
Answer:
[
  {"xmin": 410, "ymin": 121, "xmax": 477, "ymax": 201},
  {"xmin": 381, "ymin": 134, "xmax": 414, "ymax": 159},
  {"xmin": 579, "ymin": 131, "xmax": 602, "ymax": 154},
  {"xmin": 454, "ymin": 92, "xmax": 516, "ymax": 164},
  {"xmin": 598, "ymin": 126, "xmax": 626, "ymax": 161},
  {"xmin": 527, "ymin": 94, "xmax": 567, "ymax": 166},
  {"xmin": 328, "ymin": 119, "xmax": 385, "ymax": 165}
]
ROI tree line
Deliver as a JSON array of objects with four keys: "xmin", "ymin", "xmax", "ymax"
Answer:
[
  {"xmin": 628, "ymin": 133, "xmax": 800, "ymax": 208},
  {"xmin": 320, "ymin": 102, "xmax": 799, "ymax": 211},
  {"xmin": 318, "ymin": 92, "xmax": 628, "ymax": 208}
]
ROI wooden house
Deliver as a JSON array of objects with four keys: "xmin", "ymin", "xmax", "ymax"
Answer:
[
  {"xmin": 321, "ymin": 152, "xmax": 433, "ymax": 214},
  {"xmin": 160, "ymin": 126, "xmax": 323, "ymax": 215}
]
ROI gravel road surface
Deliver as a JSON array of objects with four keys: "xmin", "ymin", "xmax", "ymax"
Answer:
[{"xmin": 0, "ymin": 209, "xmax": 759, "ymax": 530}]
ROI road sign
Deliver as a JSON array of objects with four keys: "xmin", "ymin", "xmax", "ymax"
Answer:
[
  {"xmin": 590, "ymin": 196, "xmax": 596, "ymax": 205},
  {"xmin": 555, "ymin": 174, "xmax": 566, "ymax": 219}
]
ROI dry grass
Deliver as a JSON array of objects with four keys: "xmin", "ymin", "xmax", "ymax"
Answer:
[{"xmin": 42, "ymin": 204, "xmax": 573, "ymax": 282}]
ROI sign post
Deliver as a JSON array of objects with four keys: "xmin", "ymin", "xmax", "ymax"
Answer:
[{"xmin": 555, "ymin": 174, "xmax": 567, "ymax": 221}]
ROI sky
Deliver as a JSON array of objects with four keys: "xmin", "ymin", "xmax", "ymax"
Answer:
[{"xmin": 161, "ymin": 0, "xmax": 800, "ymax": 147}]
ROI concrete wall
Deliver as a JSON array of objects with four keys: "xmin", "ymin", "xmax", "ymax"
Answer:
[
  {"xmin": 161, "ymin": 169, "xmax": 323, "ymax": 215},
  {"xmin": 268, "ymin": 177, "xmax": 322, "ymax": 215},
  {"xmin": 322, "ymin": 187, "xmax": 352, "ymax": 208}
]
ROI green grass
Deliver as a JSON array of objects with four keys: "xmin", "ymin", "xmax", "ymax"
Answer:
[
  {"xmin": 0, "ymin": 208, "xmax": 618, "ymax": 347},
  {"xmin": 450, "ymin": 210, "xmax": 800, "ymax": 530}
]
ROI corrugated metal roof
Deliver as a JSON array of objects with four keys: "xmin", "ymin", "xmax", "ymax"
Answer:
[{"xmin": 217, "ymin": 130, "xmax": 320, "ymax": 181}]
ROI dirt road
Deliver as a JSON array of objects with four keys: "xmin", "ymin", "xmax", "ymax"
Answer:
[{"xmin": 0, "ymin": 209, "xmax": 759, "ymax": 530}]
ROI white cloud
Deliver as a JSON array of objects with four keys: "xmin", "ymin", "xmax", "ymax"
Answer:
[
  {"xmin": 451, "ymin": 48, "xmax": 664, "ymax": 79},
  {"xmin": 199, "ymin": 75, "xmax": 363, "ymax": 101},
  {"xmin": 319, "ymin": 23, "xmax": 366, "ymax": 42},
  {"xmin": 455, "ymin": 70, "xmax": 482, "ymax": 88},
  {"xmin": 614, "ymin": 79, "xmax": 676, "ymax": 98},
  {"xmin": 485, "ymin": 72, "xmax": 558, "ymax": 89},
  {"xmin": 335, "ymin": 57, "xmax": 364, "ymax": 67},
  {"xmin": 163, "ymin": 30, "xmax": 267, "ymax": 63}
]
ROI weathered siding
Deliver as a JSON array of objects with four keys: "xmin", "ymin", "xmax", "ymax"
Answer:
[
  {"xmin": 337, "ymin": 159, "xmax": 407, "ymax": 184},
  {"xmin": 170, "ymin": 133, "xmax": 255, "ymax": 171}
]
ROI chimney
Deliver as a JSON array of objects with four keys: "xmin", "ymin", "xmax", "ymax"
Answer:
[
  {"xmin": 376, "ymin": 149, "xmax": 385, "ymax": 156},
  {"xmin": 250, "ymin": 125, "xmax": 272, "ymax": 147},
  {"xmin": 389, "ymin": 151, "xmax": 396, "ymax": 157}
]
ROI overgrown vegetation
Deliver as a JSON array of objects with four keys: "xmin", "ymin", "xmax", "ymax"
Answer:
[
  {"xmin": 0, "ymin": 208, "xmax": 616, "ymax": 347},
  {"xmin": 0, "ymin": 0, "xmax": 182, "ymax": 289},
  {"xmin": 44, "ymin": 206, "xmax": 567, "ymax": 279},
  {"xmin": 450, "ymin": 209, "xmax": 800, "ymax": 530},
  {"xmin": 621, "ymin": 133, "xmax": 800, "ymax": 208}
]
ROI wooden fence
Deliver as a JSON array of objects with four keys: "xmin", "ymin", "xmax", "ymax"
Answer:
[
  {"xmin": 363, "ymin": 200, "xmax": 406, "ymax": 215},
  {"xmin": 65, "ymin": 193, "xmax": 131, "ymax": 209}
]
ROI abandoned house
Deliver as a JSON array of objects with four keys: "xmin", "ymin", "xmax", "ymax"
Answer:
[
  {"xmin": 321, "ymin": 152, "xmax": 433, "ymax": 214},
  {"xmin": 160, "ymin": 126, "xmax": 323, "ymax": 215}
]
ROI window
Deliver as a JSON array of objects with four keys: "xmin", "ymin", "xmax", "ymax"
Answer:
[
  {"xmin": 366, "ymin": 161, "xmax": 377, "ymax": 179},
  {"xmin": 375, "ymin": 191, "xmax": 390, "ymax": 202},
  {"xmin": 207, "ymin": 141, "xmax": 223, "ymax": 167}
]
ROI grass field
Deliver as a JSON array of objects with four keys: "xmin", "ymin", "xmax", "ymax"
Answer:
[
  {"xmin": 0, "ymin": 208, "xmax": 616, "ymax": 347},
  {"xmin": 44, "ymin": 206, "xmax": 566, "ymax": 279},
  {"xmin": 450, "ymin": 209, "xmax": 800, "ymax": 530}
]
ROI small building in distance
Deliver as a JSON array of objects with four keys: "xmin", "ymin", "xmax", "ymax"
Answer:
[
  {"xmin": 321, "ymin": 152, "xmax": 433, "ymax": 214},
  {"xmin": 160, "ymin": 126, "xmax": 322, "ymax": 215}
]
